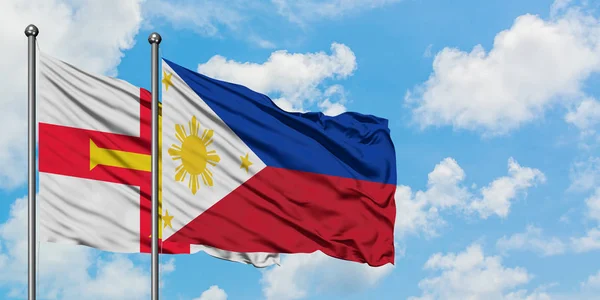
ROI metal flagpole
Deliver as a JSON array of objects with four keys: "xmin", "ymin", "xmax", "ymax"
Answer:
[
  {"xmin": 25, "ymin": 24, "xmax": 39, "ymax": 300},
  {"xmin": 148, "ymin": 32, "xmax": 162, "ymax": 300}
]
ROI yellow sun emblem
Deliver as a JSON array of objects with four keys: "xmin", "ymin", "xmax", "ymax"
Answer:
[{"xmin": 168, "ymin": 116, "xmax": 220, "ymax": 195}]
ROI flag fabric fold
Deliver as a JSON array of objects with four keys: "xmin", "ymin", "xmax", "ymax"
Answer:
[
  {"xmin": 160, "ymin": 58, "xmax": 397, "ymax": 267},
  {"xmin": 37, "ymin": 52, "xmax": 279, "ymax": 267}
]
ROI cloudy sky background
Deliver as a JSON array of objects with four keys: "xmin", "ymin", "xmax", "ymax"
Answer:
[{"xmin": 1, "ymin": 0, "xmax": 600, "ymax": 299}]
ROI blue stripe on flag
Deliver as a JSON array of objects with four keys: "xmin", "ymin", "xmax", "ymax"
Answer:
[{"xmin": 164, "ymin": 58, "xmax": 396, "ymax": 185}]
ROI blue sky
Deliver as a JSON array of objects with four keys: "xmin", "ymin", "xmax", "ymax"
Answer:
[{"xmin": 1, "ymin": 0, "xmax": 600, "ymax": 299}]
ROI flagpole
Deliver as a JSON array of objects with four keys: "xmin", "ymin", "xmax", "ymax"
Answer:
[
  {"xmin": 148, "ymin": 32, "xmax": 162, "ymax": 300},
  {"xmin": 25, "ymin": 24, "xmax": 40, "ymax": 300},
  {"xmin": 25, "ymin": 24, "xmax": 39, "ymax": 300}
]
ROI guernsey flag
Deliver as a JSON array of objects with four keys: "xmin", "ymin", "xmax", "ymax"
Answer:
[
  {"xmin": 37, "ymin": 53, "xmax": 278, "ymax": 267},
  {"xmin": 160, "ymin": 59, "xmax": 397, "ymax": 266}
]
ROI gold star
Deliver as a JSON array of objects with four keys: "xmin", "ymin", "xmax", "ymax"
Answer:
[
  {"xmin": 149, "ymin": 210, "xmax": 174, "ymax": 238},
  {"xmin": 163, "ymin": 210, "xmax": 174, "ymax": 229},
  {"xmin": 162, "ymin": 71, "xmax": 173, "ymax": 91},
  {"xmin": 240, "ymin": 153, "xmax": 253, "ymax": 173}
]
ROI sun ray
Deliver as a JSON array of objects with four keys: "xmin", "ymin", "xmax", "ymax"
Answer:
[
  {"xmin": 175, "ymin": 124, "xmax": 187, "ymax": 143},
  {"xmin": 189, "ymin": 174, "xmax": 199, "ymax": 195},
  {"xmin": 207, "ymin": 151, "xmax": 220, "ymax": 166},
  {"xmin": 203, "ymin": 169, "xmax": 214, "ymax": 186},
  {"xmin": 168, "ymin": 145, "xmax": 182, "ymax": 160},
  {"xmin": 202, "ymin": 129, "xmax": 214, "ymax": 147},
  {"xmin": 168, "ymin": 115, "xmax": 220, "ymax": 195},
  {"xmin": 190, "ymin": 116, "xmax": 199, "ymax": 137},
  {"xmin": 175, "ymin": 164, "xmax": 188, "ymax": 182}
]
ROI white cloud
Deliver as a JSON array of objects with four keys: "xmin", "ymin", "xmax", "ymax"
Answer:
[
  {"xmin": 160, "ymin": 257, "xmax": 176, "ymax": 273},
  {"xmin": 569, "ymin": 157, "xmax": 600, "ymax": 192},
  {"xmin": 397, "ymin": 157, "xmax": 545, "ymax": 238},
  {"xmin": 581, "ymin": 270, "xmax": 600, "ymax": 291},
  {"xmin": 409, "ymin": 243, "xmax": 540, "ymax": 300},
  {"xmin": 525, "ymin": 270, "xmax": 600, "ymax": 300},
  {"xmin": 504, "ymin": 289, "xmax": 552, "ymax": 300},
  {"xmin": 559, "ymin": 208, "xmax": 575, "ymax": 224},
  {"xmin": 513, "ymin": 270, "xmax": 600, "ymax": 300},
  {"xmin": 551, "ymin": 0, "xmax": 574, "ymax": 17},
  {"xmin": 585, "ymin": 188, "xmax": 600, "ymax": 222},
  {"xmin": 565, "ymin": 98, "xmax": 600, "ymax": 145},
  {"xmin": 410, "ymin": 242, "xmax": 600, "ymax": 300},
  {"xmin": 197, "ymin": 43, "xmax": 356, "ymax": 113},
  {"xmin": 565, "ymin": 98, "xmax": 600, "ymax": 130},
  {"xmin": 570, "ymin": 188, "xmax": 600, "ymax": 253},
  {"xmin": 260, "ymin": 252, "xmax": 393, "ymax": 300},
  {"xmin": 406, "ymin": 5, "xmax": 600, "ymax": 136},
  {"xmin": 394, "ymin": 185, "xmax": 444, "ymax": 238},
  {"xmin": 248, "ymin": 35, "xmax": 277, "ymax": 49},
  {"xmin": 423, "ymin": 44, "xmax": 434, "ymax": 58},
  {"xmin": 469, "ymin": 158, "xmax": 546, "ymax": 219},
  {"xmin": 318, "ymin": 99, "xmax": 347, "ymax": 116},
  {"xmin": 421, "ymin": 157, "xmax": 470, "ymax": 209},
  {"xmin": 317, "ymin": 85, "xmax": 348, "ymax": 116},
  {"xmin": 272, "ymin": 99, "xmax": 306, "ymax": 113},
  {"xmin": 143, "ymin": 0, "xmax": 245, "ymax": 37},
  {"xmin": 0, "ymin": 196, "xmax": 173, "ymax": 299},
  {"xmin": 496, "ymin": 186, "xmax": 600, "ymax": 255},
  {"xmin": 272, "ymin": 0, "xmax": 402, "ymax": 24},
  {"xmin": 143, "ymin": 1, "xmax": 398, "ymax": 46},
  {"xmin": 71, "ymin": 255, "xmax": 149, "ymax": 299},
  {"xmin": 571, "ymin": 228, "xmax": 600, "ymax": 253},
  {"xmin": 496, "ymin": 225, "xmax": 567, "ymax": 256},
  {"xmin": 193, "ymin": 285, "xmax": 228, "ymax": 300},
  {"xmin": 0, "ymin": 0, "xmax": 144, "ymax": 189},
  {"xmin": 394, "ymin": 158, "xmax": 469, "ymax": 238}
]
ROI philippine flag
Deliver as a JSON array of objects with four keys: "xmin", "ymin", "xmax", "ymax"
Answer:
[{"xmin": 160, "ymin": 58, "xmax": 397, "ymax": 267}]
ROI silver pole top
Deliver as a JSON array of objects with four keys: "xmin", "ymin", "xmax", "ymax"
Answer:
[
  {"xmin": 148, "ymin": 32, "xmax": 162, "ymax": 44},
  {"xmin": 24, "ymin": 24, "xmax": 39, "ymax": 37}
]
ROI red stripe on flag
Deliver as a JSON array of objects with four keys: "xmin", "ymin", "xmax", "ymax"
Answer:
[
  {"xmin": 139, "ymin": 88, "xmax": 152, "ymax": 252},
  {"xmin": 38, "ymin": 123, "xmax": 149, "ymax": 182},
  {"xmin": 165, "ymin": 166, "xmax": 396, "ymax": 266}
]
